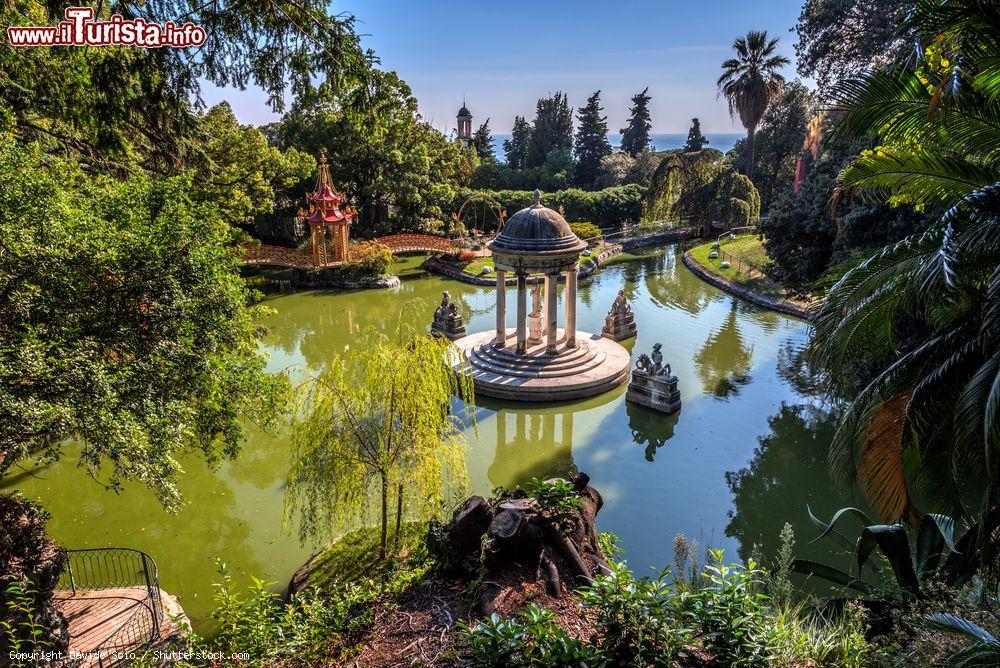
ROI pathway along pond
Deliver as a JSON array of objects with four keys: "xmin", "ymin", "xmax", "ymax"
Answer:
[{"xmin": 8, "ymin": 245, "xmax": 860, "ymax": 629}]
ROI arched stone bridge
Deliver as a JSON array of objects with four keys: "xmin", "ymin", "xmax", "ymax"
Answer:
[{"xmin": 243, "ymin": 233, "xmax": 471, "ymax": 269}]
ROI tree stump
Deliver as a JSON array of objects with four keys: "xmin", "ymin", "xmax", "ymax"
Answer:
[{"xmin": 434, "ymin": 472, "xmax": 610, "ymax": 615}]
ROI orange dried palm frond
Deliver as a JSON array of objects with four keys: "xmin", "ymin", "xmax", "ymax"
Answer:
[{"xmin": 859, "ymin": 392, "xmax": 919, "ymax": 524}]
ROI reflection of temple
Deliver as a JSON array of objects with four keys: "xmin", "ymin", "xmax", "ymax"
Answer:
[
  {"xmin": 303, "ymin": 153, "xmax": 354, "ymax": 265},
  {"xmin": 487, "ymin": 410, "xmax": 577, "ymax": 488},
  {"xmin": 626, "ymin": 400, "xmax": 680, "ymax": 462}
]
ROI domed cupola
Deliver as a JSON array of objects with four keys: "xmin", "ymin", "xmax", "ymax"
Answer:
[{"xmin": 488, "ymin": 190, "xmax": 587, "ymax": 256}]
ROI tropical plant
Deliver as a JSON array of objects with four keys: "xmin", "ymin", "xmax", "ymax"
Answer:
[
  {"xmin": 794, "ymin": 507, "xmax": 980, "ymax": 598},
  {"xmin": 924, "ymin": 613, "xmax": 1000, "ymax": 667},
  {"xmin": 809, "ymin": 0, "xmax": 1000, "ymax": 589},
  {"xmin": 284, "ymin": 319, "xmax": 476, "ymax": 558},
  {"xmin": 717, "ymin": 31, "xmax": 790, "ymax": 178}
]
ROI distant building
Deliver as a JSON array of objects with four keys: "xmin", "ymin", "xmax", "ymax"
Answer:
[{"xmin": 456, "ymin": 101, "xmax": 473, "ymax": 145}]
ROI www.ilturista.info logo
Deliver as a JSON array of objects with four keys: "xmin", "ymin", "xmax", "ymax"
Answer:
[{"xmin": 7, "ymin": 7, "xmax": 206, "ymax": 48}]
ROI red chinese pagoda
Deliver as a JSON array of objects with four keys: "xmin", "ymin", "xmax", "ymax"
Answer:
[{"xmin": 304, "ymin": 153, "xmax": 354, "ymax": 265}]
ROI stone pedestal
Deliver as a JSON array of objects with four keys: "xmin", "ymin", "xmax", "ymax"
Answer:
[
  {"xmin": 625, "ymin": 343, "xmax": 681, "ymax": 414},
  {"xmin": 601, "ymin": 289, "xmax": 637, "ymax": 341},
  {"xmin": 431, "ymin": 291, "xmax": 467, "ymax": 341}
]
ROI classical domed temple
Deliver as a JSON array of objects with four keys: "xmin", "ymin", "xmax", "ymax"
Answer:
[{"xmin": 453, "ymin": 191, "xmax": 631, "ymax": 401}]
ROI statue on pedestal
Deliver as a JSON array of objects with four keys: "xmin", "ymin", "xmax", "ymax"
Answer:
[
  {"xmin": 627, "ymin": 343, "xmax": 681, "ymax": 414},
  {"xmin": 431, "ymin": 290, "xmax": 467, "ymax": 340},
  {"xmin": 601, "ymin": 289, "xmax": 637, "ymax": 341},
  {"xmin": 528, "ymin": 281, "xmax": 544, "ymax": 344}
]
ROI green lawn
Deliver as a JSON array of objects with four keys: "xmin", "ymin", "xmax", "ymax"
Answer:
[{"xmin": 688, "ymin": 236, "xmax": 787, "ymax": 299}]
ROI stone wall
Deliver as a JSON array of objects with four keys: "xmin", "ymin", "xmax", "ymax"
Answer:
[{"xmin": 681, "ymin": 251, "xmax": 814, "ymax": 320}]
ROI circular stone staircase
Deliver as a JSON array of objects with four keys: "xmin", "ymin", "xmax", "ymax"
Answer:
[{"xmin": 453, "ymin": 330, "xmax": 631, "ymax": 401}]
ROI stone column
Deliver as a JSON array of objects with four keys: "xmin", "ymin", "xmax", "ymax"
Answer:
[
  {"xmin": 495, "ymin": 269, "xmax": 507, "ymax": 347},
  {"xmin": 565, "ymin": 268, "xmax": 578, "ymax": 348},
  {"xmin": 545, "ymin": 273, "xmax": 558, "ymax": 353},
  {"xmin": 516, "ymin": 273, "xmax": 528, "ymax": 353}
]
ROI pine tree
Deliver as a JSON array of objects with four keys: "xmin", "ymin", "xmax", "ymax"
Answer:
[
  {"xmin": 472, "ymin": 118, "xmax": 495, "ymax": 163},
  {"xmin": 573, "ymin": 90, "xmax": 611, "ymax": 189},
  {"xmin": 503, "ymin": 115, "xmax": 532, "ymax": 170},
  {"xmin": 619, "ymin": 87, "xmax": 652, "ymax": 157},
  {"xmin": 526, "ymin": 92, "xmax": 574, "ymax": 169},
  {"xmin": 684, "ymin": 117, "xmax": 709, "ymax": 152}
]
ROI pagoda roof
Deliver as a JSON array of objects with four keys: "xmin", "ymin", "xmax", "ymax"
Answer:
[{"xmin": 308, "ymin": 183, "xmax": 342, "ymax": 203}]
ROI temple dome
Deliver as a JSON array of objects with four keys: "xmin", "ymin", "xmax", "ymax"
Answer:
[{"xmin": 488, "ymin": 191, "xmax": 587, "ymax": 255}]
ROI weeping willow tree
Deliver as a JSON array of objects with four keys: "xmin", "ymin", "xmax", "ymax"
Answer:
[
  {"xmin": 640, "ymin": 149, "xmax": 723, "ymax": 223},
  {"xmin": 673, "ymin": 167, "xmax": 761, "ymax": 231},
  {"xmin": 284, "ymin": 321, "xmax": 475, "ymax": 558}
]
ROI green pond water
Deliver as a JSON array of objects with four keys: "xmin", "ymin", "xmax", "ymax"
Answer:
[{"xmin": 6, "ymin": 245, "xmax": 857, "ymax": 628}]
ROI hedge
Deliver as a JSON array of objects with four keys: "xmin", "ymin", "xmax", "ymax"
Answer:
[{"xmin": 451, "ymin": 185, "xmax": 645, "ymax": 231}]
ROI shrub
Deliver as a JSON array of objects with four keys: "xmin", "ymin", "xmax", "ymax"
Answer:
[
  {"xmin": 580, "ymin": 562, "xmax": 689, "ymax": 666},
  {"xmin": 459, "ymin": 604, "xmax": 598, "ymax": 667},
  {"xmin": 689, "ymin": 549, "xmax": 773, "ymax": 667},
  {"xmin": 569, "ymin": 222, "xmax": 603, "ymax": 246},
  {"xmin": 346, "ymin": 240, "xmax": 393, "ymax": 278},
  {"xmin": 524, "ymin": 477, "xmax": 583, "ymax": 530},
  {"xmin": 452, "ymin": 185, "xmax": 644, "ymax": 229}
]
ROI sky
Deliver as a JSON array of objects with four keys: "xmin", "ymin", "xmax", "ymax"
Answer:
[{"xmin": 202, "ymin": 0, "xmax": 807, "ymax": 134}]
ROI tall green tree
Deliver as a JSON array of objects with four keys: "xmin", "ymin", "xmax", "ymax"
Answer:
[
  {"xmin": 284, "ymin": 322, "xmax": 475, "ymax": 558},
  {"xmin": 0, "ymin": 138, "xmax": 286, "ymax": 508},
  {"xmin": 683, "ymin": 117, "xmax": 709, "ymax": 152},
  {"xmin": 279, "ymin": 67, "xmax": 474, "ymax": 235},
  {"xmin": 193, "ymin": 102, "xmax": 316, "ymax": 225},
  {"xmin": 620, "ymin": 87, "xmax": 653, "ymax": 157},
  {"xmin": 503, "ymin": 115, "xmax": 532, "ymax": 170},
  {"xmin": 525, "ymin": 92, "xmax": 573, "ymax": 169},
  {"xmin": 573, "ymin": 90, "xmax": 612, "ymax": 189},
  {"xmin": 0, "ymin": 1, "xmax": 363, "ymax": 171},
  {"xmin": 795, "ymin": 0, "xmax": 912, "ymax": 94},
  {"xmin": 471, "ymin": 118, "xmax": 496, "ymax": 163},
  {"xmin": 810, "ymin": 0, "xmax": 1000, "ymax": 588},
  {"xmin": 717, "ymin": 31, "xmax": 790, "ymax": 179},
  {"xmin": 727, "ymin": 82, "xmax": 812, "ymax": 211}
]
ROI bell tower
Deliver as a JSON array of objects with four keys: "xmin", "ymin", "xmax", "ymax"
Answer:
[{"xmin": 456, "ymin": 100, "xmax": 473, "ymax": 145}]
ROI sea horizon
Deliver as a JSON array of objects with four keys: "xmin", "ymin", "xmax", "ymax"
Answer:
[{"xmin": 489, "ymin": 132, "xmax": 742, "ymax": 156}]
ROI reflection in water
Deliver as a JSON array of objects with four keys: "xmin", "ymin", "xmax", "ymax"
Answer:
[
  {"xmin": 694, "ymin": 304, "xmax": 754, "ymax": 398},
  {"xmin": 9, "ymin": 246, "xmax": 837, "ymax": 629},
  {"xmin": 724, "ymin": 402, "xmax": 861, "ymax": 577},
  {"xmin": 488, "ymin": 409, "xmax": 577, "ymax": 487},
  {"xmin": 626, "ymin": 401, "xmax": 681, "ymax": 461}
]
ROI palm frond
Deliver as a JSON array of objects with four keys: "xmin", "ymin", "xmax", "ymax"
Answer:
[
  {"xmin": 837, "ymin": 147, "xmax": 1000, "ymax": 209},
  {"xmin": 829, "ymin": 70, "xmax": 1000, "ymax": 161}
]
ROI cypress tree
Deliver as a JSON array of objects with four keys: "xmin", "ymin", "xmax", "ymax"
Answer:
[
  {"xmin": 525, "ymin": 92, "xmax": 573, "ymax": 168},
  {"xmin": 573, "ymin": 90, "xmax": 612, "ymax": 189},
  {"xmin": 472, "ymin": 118, "xmax": 496, "ymax": 163},
  {"xmin": 620, "ymin": 87, "xmax": 652, "ymax": 157},
  {"xmin": 684, "ymin": 117, "xmax": 709, "ymax": 152},
  {"xmin": 503, "ymin": 115, "xmax": 532, "ymax": 170}
]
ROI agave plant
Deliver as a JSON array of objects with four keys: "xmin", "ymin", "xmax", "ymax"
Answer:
[
  {"xmin": 793, "ymin": 507, "xmax": 979, "ymax": 598},
  {"xmin": 924, "ymin": 613, "xmax": 1000, "ymax": 666},
  {"xmin": 810, "ymin": 0, "xmax": 1000, "ymax": 590}
]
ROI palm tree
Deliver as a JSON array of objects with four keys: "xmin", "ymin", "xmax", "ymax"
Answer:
[
  {"xmin": 811, "ymin": 0, "xmax": 1000, "ymax": 590},
  {"xmin": 717, "ymin": 31, "xmax": 789, "ymax": 179}
]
